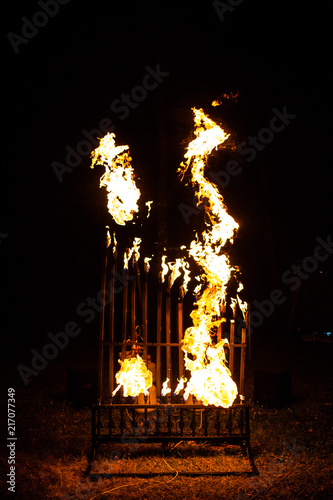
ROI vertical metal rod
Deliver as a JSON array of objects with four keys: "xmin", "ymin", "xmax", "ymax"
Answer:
[
  {"xmin": 108, "ymin": 258, "xmax": 115, "ymax": 398},
  {"xmin": 156, "ymin": 278, "xmax": 162, "ymax": 398},
  {"xmin": 165, "ymin": 278, "xmax": 172, "ymax": 395},
  {"xmin": 229, "ymin": 319, "xmax": 235, "ymax": 378},
  {"xmin": 177, "ymin": 287, "xmax": 184, "ymax": 382},
  {"xmin": 246, "ymin": 306, "xmax": 251, "ymax": 361},
  {"xmin": 98, "ymin": 232, "xmax": 109, "ymax": 401},
  {"xmin": 122, "ymin": 265, "xmax": 129, "ymax": 361},
  {"xmin": 217, "ymin": 302, "xmax": 226, "ymax": 342},
  {"xmin": 131, "ymin": 261, "xmax": 136, "ymax": 341},
  {"xmin": 239, "ymin": 326, "xmax": 246, "ymax": 398},
  {"xmin": 142, "ymin": 269, "xmax": 148, "ymax": 361}
]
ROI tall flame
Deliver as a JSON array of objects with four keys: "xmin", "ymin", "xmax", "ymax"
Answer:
[
  {"xmin": 90, "ymin": 132, "xmax": 140, "ymax": 225},
  {"xmin": 177, "ymin": 108, "xmax": 239, "ymax": 407}
]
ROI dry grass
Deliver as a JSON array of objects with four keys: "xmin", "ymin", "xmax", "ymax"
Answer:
[{"xmin": 1, "ymin": 342, "xmax": 332, "ymax": 499}]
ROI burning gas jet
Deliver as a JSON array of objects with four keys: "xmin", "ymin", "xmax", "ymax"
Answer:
[{"xmin": 177, "ymin": 108, "xmax": 239, "ymax": 407}]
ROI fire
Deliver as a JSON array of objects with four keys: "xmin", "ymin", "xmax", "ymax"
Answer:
[
  {"xmin": 106, "ymin": 226, "xmax": 111, "ymax": 248},
  {"xmin": 161, "ymin": 378, "xmax": 171, "ymax": 396},
  {"xmin": 145, "ymin": 200, "xmax": 153, "ymax": 217},
  {"xmin": 112, "ymin": 354, "xmax": 153, "ymax": 398},
  {"xmin": 183, "ymin": 340, "xmax": 237, "ymax": 407},
  {"xmin": 168, "ymin": 257, "xmax": 191, "ymax": 291},
  {"xmin": 160, "ymin": 255, "xmax": 169, "ymax": 283},
  {"xmin": 144, "ymin": 256, "xmax": 152, "ymax": 273},
  {"xmin": 90, "ymin": 132, "xmax": 141, "ymax": 226},
  {"xmin": 177, "ymin": 108, "xmax": 239, "ymax": 407},
  {"xmin": 174, "ymin": 377, "xmax": 186, "ymax": 395},
  {"xmin": 124, "ymin": 237, "xmax": 142, "ymax": 269},
  {"xmin": 112, "ymin": 231, "xmax": 117, "ymax": 257},
  {"xmin": 211, "ymin": 91, "xmax": 239, "ymax": 107}
]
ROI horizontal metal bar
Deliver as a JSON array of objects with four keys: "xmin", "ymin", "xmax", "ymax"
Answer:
[
  {"xmin": 88, "ymin": 471, "xmax": 255, "ymax": 478},
  {"xmin": 102, "ymin": 342, "xmax": 183, "ymax": 347},
  {"xmin": 93, "ymin": 403, "xmax": 247, "ymax": 409},
  {"xmin": 93, "ymin": 436, "xmax": 249, "ymax": 443},
  {"xmin": 101, "ymin": 341, "xmax": 246, "ymax": 347}
]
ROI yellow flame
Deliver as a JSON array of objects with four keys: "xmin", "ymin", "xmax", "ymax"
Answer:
[
  {"xmin": 236, "ymin": 282, "xmax": 247, "ymax": 318},
  {"xmin": 161, "ymin": 378, "xmax": 171, "ymax": 396},
  {"xmin": 160, "ymin": 255, "xmax": 169, "ymax": 283},
  {"xmin": 144, "ymin": 256, "xmax": 152, "ymax": 273},
  {"xmin": 112, "ymin": 354, "xmax": 152, "ymax": 398},
  {"xmin": 211, "ymin": 92, "xmax": 239, "ymax": 107},
  {"xmin": 183, "ymin": 340, "xmax": 237, "ymax": 407},
  {"xmin": 181, "ymin": 260, "xmax": 191, "ymax": 295},
  {"xmin": 178, "ymin": 108, "xmax": 239, "ymax": 407},
  {"xmin": 168, "ymin": 258, "xmax": 189, "ymax": 287},
  {"xmin": 112, "ymin": 232, "xmax": 117, "ymax": 256},
  {"xmin": 145, "ymin": 200, "xmax": 153, "ymax": 217},
  {"xmin": 124, "ymin": 237, "xmax": 142, "ymax": 269},
  {"xmin": 90, "ymin": 132, "xmax": 140, "ymax": 225},
  {"xmin": 174, "ymin": 377, "xmax": 186, "ymax": 395},
  {"xmin": 106, "ymin": 226, "xmax": 111, "ymax": 248}
]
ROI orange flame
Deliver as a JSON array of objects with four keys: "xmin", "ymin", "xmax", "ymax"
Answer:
[
  {"xmin": 112, "ymin": 354, "xmax": 153, "ymax": 398},
  {"xmin": 161, "ymin": 378, "xmax": 171, "ymax": 396},
  {"xmin": 90, "ymin": 132, "xmax": 140, "ymax": 225},
  {"xmin": 144, "ymin": 256, "xmax": 152, "ymax": 273},
  {"xmin": 124, "ymin": 237, "xmax": 142, "ymax": 269},
  {"xmin": 178, "ymin": 108, "xmax": 239, "ymax": 407}
]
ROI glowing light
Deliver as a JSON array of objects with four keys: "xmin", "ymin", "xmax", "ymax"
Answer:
[
  {"xmin": 161, "ymin": 378, "xmax": 171, "ymax": 396},
  {"xmin": 144, "ymin": 256, "xmax": 152, "ymax": 273},
  {"xmin": 174, "ymin": 377, "xmax": 186, "ymax": 395},
  {"xmin": 112, "ymin": 355, "xmax": 152, "ymax": 398},
  {"xmin": 160, "ymin": 255, "xmax": 169, "ymax": 283},
  {"xmin": 211, "ymin": 91, "xmax": 239, "ymax": 107},
  {"xmin": 124, "ymin": 237, "xmax": 142, "ymax": 269},
  {"xmin": 145, "ymin": 200, "xmax": 153, "ymax": 217},
  {"xmin": 90, "ymin": 132, "xmax": 140, "ymax": 226},
  {"xmin": 178, "ymin": 108, "xmax": 239, "ymax": 407}
]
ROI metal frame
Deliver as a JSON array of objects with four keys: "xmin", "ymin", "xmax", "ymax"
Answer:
[
  {"xmin": 91, "ymin": 403, "xmax": 258, "ymax": 475},
  {"xmin": 90, "ymin": 231, "xmax": 258, "ymax": 475}
]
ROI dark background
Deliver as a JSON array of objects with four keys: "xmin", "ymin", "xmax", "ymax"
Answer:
[{"xmin": 2, "ymin": 0, "xmax": 332, "ymax": 372}]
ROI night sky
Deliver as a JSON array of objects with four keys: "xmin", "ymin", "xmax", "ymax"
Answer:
[{"xmin": 2, "ymin": 0, "xmax": 332, "ymax": 366}]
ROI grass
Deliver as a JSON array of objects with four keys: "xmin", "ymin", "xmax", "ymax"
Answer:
[{"xmin": 1, "ymin": 340, "xmax": 332, "ymax": 499}]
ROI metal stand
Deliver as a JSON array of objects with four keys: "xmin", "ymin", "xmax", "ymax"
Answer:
[{"xmin": 90, "ymin": 403, "xmax": 258, "ymax": 475}]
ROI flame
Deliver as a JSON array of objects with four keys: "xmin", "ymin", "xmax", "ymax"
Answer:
[
  {"xmin": 144, "ymin": 256, "xmax": 152, "ymax": 273},
  {"xmin": 211, "ymin": 91, "xmax": 239, "ymax": 107},
  {"xmin": 236, "ymin": 282, "xmax": 247, "ymax": 318},
  {"xmin": 160, "ymin": 255, "xmax": 169, "ymax": 283},
  {"xmin": 90, "ymin": 132, "xmax": 140, "ymax": 225},
  {"xmin": 112, "ymin": 354, "xmax": 153, "ymax": 398},
  {"xmin": 183, "ymin": 340, "xmax": 237, "ymax": 407},
  {"xmin": 168, "ymin": 258, "xmax": 189, "ymax": 287},
  {"xmin": 106, "ymin": 226, "xmax": 111, "ymax": 248},
  {"xmin": 124, "ymin": 237, "xmax": 142, "ymax": 269},
  {"xmin": 145, "ymin": 200, "xmax": 153, "ymax": 217},
  {"xmin": 161, "ymin": 378, "xmax": 171, "ymax": 396},
  {"xmin": 112, "ymin": 232, "xmax": 117, "ymax": 256},
  {"xmin": 178, "ymin": 108, "xmax": 239, "ymax": 407},
  {"xmin": 174, "ymin": 377, "xmax": 186, "ymax": 395},
  {"xmin": 181, "ymin": 260, "xmax": 191, "ymax": 295}
]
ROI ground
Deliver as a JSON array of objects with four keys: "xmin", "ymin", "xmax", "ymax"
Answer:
[{"xmin": 1, "ymin": 334, "xmax": 332, "ymax": 499}]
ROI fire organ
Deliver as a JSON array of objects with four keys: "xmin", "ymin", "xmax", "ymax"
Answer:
[{"xmin": 90, "ymin": 108, "xmax": 258, "ymax": 474}]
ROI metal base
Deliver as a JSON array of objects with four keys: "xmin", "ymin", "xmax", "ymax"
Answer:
[{"xmin": 90, "ymin": 403, "xmax": 258, "ymax": 475}]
